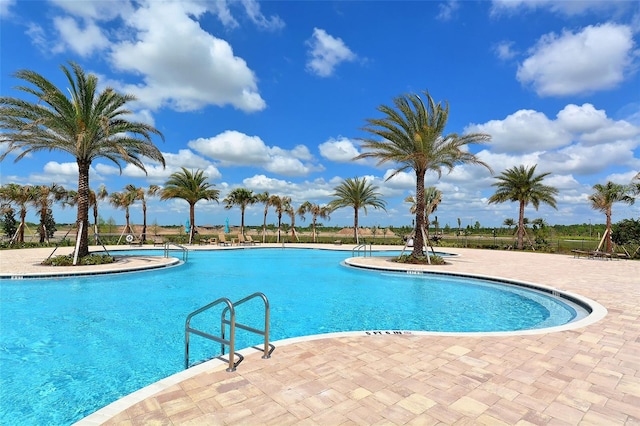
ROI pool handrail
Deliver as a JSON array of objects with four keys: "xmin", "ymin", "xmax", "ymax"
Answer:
[
  {"xmin": 221, "ymin": 292, "xmax": 274, "ymax": 360},
  {"xmin": 184, "ymin": 297, "xmax": 238, "ymax": 372},
  {"xmin": 164, "ymin": 242, "xmax": 188, "ymax": 262}
]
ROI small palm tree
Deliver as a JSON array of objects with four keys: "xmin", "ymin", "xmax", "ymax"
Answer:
[
  {"xmin": 503, "ymin": 218, "xmax": 515, "ymax": 232},
  {"xmin": 125, "ymin": 184, "xmax": 160, "ymax": 242},
  {"xmin": 160, "ymin": 168, "xmax": 220, "ymax": 244},
  {"xmin": 488, "ymin": 165, "xmax": 558, "ymax": 250},
  {"xmin": 269, "ymin": 195, "xmax": 290, "ymax": 243},
  {"xmin": 223, "ymin": 188, "xmax": 256, "ymax": 236},
  {"xmin": 298, "ymin": 201, "xmax": 331, "ymax": 243},
  {"xmin": 109, "ymin": 190, "xmax": 137, "ymax": 237},
  {"xmin": 0, "ymin": 183, "xmax": 35, "ymax": 243},
  {"xmin": 0, "ymin": 62, "xmax": 165, "ymax": 258},
  {"xmin": 31, "ymin": 183, "xmax": 68, "ymax": 243},
  {"xmin": 284, "ymin": 199, "xmax": 299, "ymax": 241},
  {"xmin": 327, "ymin": 177, "xmax": 387, "ymax": 243},
  {"xmin": 355, "ymin": 90, "xmax": 491, "ymax": 258},
  {"xmin": 588, "ymin": 181, "xmax": 635, "ymax": 253},
  {"xmin": 404, "ymin": 186, "xmax": 442, "ymax": 246},
  {"xmin": 255, "ymin": 191, "xmax": 271, "ymax": 243}
]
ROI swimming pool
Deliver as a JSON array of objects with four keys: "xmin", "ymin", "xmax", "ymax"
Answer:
[{"xmin": 0, "ymin": 248, "xmax": 587, "ymax": 425}]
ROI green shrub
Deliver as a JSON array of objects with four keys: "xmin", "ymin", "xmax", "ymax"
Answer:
[
  {"xmin": 42, "ymin": 253, "xmax": 115, "ymax": 266},
  {"xmin": 393, "ymin": 254, "xmax": 446, "ymax": 265}
]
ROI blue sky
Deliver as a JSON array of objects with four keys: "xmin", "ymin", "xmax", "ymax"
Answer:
[{"xmin": 1, "ymin": 0, "xmax": 639, "ymax": 230}]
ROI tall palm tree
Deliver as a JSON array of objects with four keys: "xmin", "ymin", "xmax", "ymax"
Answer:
[
  {"xmin": 588, "ymin": 181, "xmax": 635, "ymax": 253},
  {"xmin": 160, "ymin": 168, "xmax": 219, "ymax": 244},
  {"xmin": 255, "ymin": 191, "xmax": 271, "ymax": 243},
  {"xmin": 355, "ymin": 90, "xmax": 491, "ymax": 257},
  {"xmin": 0, "ymin": 61, "xmax": 165, "ymax": 258},
  {"xmin": 67, "ymin": 184, "xmax": 109, "ymax": 244},
  {"xmin": 125, "ymin": 184, "xmax": 160, "ymax": 242},
  {"xmin": 327, "ymin": 177, "xmax": 387, "ymax": 243},
  {"xmin": 0, "ymin": 183, "xmax": 35, "ymax": 243},
  {"xmin": 298, "ymin": 201, "xmax": 331, "ymax": 243},
  {"xmin": 109, "ymin": 190, "xmax": 137, "ymax": 237},
  {"xmin": 269, "ymin": 195, "xmax": 289, "ymax": 243},
  {"xmin": 284, "ymin": 199, "xmax": 299, "ymax": 241},
  {"xmin": 404, "ymin": 186, "xmax": 442, "ymax": 244},
  {"xmin": 488, "ymin": 164, "xmax": 558, "ymax": 250},
  {"xmin": 223, "ymin": 188, "xmax": 256, "ymax": 236},
  {"xmin": 31, "ymin": 183, "xmax": 68, "ymax": 243}
]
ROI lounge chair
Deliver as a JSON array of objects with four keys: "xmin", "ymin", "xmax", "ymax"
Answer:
[
  {"xmin": 238, "ymin": 234, "xmax": 255, "ymax": 246},
  {"xmin": 218, "ymin": 234, "xmax": 231, "ymax": 246},
  {"xmin": 199, "ymin": 237, "xmax": 216, "ymax": 245},
  {"xmin": 245, "ymin": 235, "xmax": 258, "ymax": 245},
  {"xmin": 153, "ymin": 238, "xmax": 165, "ymax": 247}
]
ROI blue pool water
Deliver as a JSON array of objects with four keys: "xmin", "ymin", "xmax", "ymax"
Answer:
[{"xmin": 0, "ymin": 248, "xmax": 581, "ymax": 425}]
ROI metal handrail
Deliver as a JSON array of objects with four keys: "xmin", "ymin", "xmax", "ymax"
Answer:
[
  {"xmin": 184, "ymin": 297, "xmax": 239, "ymax": 371},
  {"xmin": 221, "ymin": 292, "xmax": 273, "ymax": 360},
  {"xmin": 352, "ymin": 243, "xmax": 372, "ymax": 257},
  {"xmin": 164, "ymin": 242, "xmax": 189, "ymax": 261}
]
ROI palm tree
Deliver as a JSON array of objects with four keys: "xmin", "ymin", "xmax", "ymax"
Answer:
[
  {"xmin": 269, "ymin": 195, "xmax": 289, "ymax": 243},
  {"xmin": 488, "ymin": 165, "xmax": 558, "ymax": 250},
  {"xmin": 284, "ymin": 199, "xmax": 299, "ymax": 241},
  {"xmin": 0, "ymin": 61, "xmax": 165, "ymax": 258},
  {"xmin": 404, "ymin": 186, "xmax": 442, "ymax": 246},
  {"xmin": 223, "ymin": 188, "xmax": 256, "ymax": 236},
  {"xmin": 67, "ymin": 184, "xmax": 109, "ymax": 244},
  {"xmin": 255, "ymin": 191, "xmax": 271, "ymax": 243},
  {"xmin": 503, "ymin": 218, "xmax": 515, "ymax": 232},
  {"xmin": 109, "ymin": 190, "xmax": 137, "ymax": 237},
  {"xmin": 327, "ymin": 177, "xmax": 387, "ymax": 243},
  {"xmin": 588, "ymin": 181, "xmax": 635, "ymax": 253},
  {"xmin": 160, "ymin": 168, "xmax": 219, "ymax": 244},
  {"xmin": 355, "ymin": 90, "xmax": 491, "ymax": 258},
  {"xmin": 298, "ymin": 201, "xmax": 331, "ymax": 243},
  {"xmin": 31, "ymin": 183, "xmax": 68, "ymax": 243},
  {"xmin": 0, "ymin": 183, "xmax": 35, "ymax": 243},
  {"xmin": 125, "ymin": 184, "xmax": 160, "ymax": 242}
]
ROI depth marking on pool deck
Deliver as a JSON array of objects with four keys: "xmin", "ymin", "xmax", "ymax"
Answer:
[{"xmin": 364, "ymin": 330, "xmax": 412, "ymax": 335}]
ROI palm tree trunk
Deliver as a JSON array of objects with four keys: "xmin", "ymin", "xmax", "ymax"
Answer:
[
  {"xmin": 189, "ymin": 204, "xmax": 196, "ymax": 244},
  {"xmin": 517, "ymin": 200, "xmax": 525, "ymax": 250},
  {"xmin": 39, "ymin": 207, "xmax": 46, "ymax": 243},
  {"xmin": 353, "ymin": 207, "xmax": 359, "ymax": 244},
  {"xmin": 125, "ymin": 207, "xmax": 131, "ymax": 235},
  {"xmin": 18, "ymin": 207, "xmax": 26, "ymax": 243},
  {"xmin": 240, "ymin": 207, "xmax": 245, "ymax": 236},
  {"xmin": 312, "ymin": 218, "xmax": 317, "ymax": 243},
  {"xmin": 77, "ymin": 161, "xmax": 91, "ymax": 257},
  {"xmin": 413, "ymin": 169, "xmax": 426, "ymax": 257},
  {"xmin": 93, "ymin": 203, "xmax": 99, "ymax": 244},
  {"xmin": 606, "ymin": 208, "xmax": 612, "ymax": 253},
  {"xmin": 142, "ymin": 202, "xmax": 147, "ymax": 242}
]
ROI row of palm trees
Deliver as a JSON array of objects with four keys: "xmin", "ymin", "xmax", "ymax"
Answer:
[{"xmin": 1, "ymin": 62, "xmax": 637, "ymax": 259}]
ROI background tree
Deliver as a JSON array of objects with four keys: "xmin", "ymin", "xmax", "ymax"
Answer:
[
  {"xmin": 327, "ymin": 177, "xmax": 387, "ymax": 243},
  {"xmin": 256, "ymin": 191, "xmax": 271, "ymax": 243},
  {"xmin": 0, "ymin": 183, "xmax": 35, "ymax": 243},
  {"xmin": 612, "ymin": 218, "xmax": 640, "ymax": 257},
  {"xmin": 270, "ymin": 195, "xmax": 290, "ymax": 243},
  {"xmin": 298, "ymin": 201, "xmax": 331, "ymax": 243},
  {"xmin": 355, "ymin": 90, "xmax": 491, "ymax": 258},
  {"xmin": 223, "ymin": 188, "xmax": 256, "ymax": 236},
  {"xmin": 31, "ymin": 183, "xmax": 68, "ymax": 243},
  {"xmin": 0, "ymin": 61, "xmax": 165, "ymax": 258},
  {"xmin": 588, "ymin": 181, "xmax": 635, "ymax": 253},
  {"xmin": 43, "ymin": 209, "xmax": 57, "ymax": 240},
  {"xmin": 109, "ymin": 190, "xmax": 137, "ymax": 237},
  {"xmin": 284, "ymin": 199, "xmax": 299, "ymax": 241},
  {"xmin": 1, "ymin": 204, "xmax": 18, "ymax": 239},
  {"xmin": 488, "ymin": 164, "xmax": 558, "ymax": 250},
  {"xmin": 503, "ymin": 218, "xmax": 515, "ymax": 232},
  {"xmin": 160, "ymin": 168, "xmax": 219, "ymax": 244}
]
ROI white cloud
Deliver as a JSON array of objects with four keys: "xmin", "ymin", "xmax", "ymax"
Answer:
[
  {"xmin": 466, "ymin": 109, "xmax": 571, "ymax": 153},
  {"xmin": 240, "ymin": 0, "xmax": 285, "ymax": 30},
  {"xmin": 52, "ymin": 16, "xmax": 109, "ymax": 56},
  {"xmin": 490, "ymin": 0, "xmax": 632, "ymax": 16},
  {"xmin": 110, "ymin": 2, "xmax": 265, "ymax": 112},
  {"xmin": 306, "ymin": 28, "xmax": 357, "ymax": 77},
  {"xmin": 49, "ymin": 0, "xmax": 130, "ymax": 20},
  {"xmin": 436, "ymin": 0, "xmax": 460, "ymax": 21},
  {"xmin": 0, "ymin": 0, "xmax": 16, "ymax": 17},
  {"xmin": 318, "ymin": 137, "xmax": 360, "ymax": 162},
  {"xmin": 493, "ymin": 40, "xmax": 518, "ymax": 60},
  {"xmin": 517, "ymin": 23, "xmax": 636, "ymax": 96},
  {"xmin": 188, "ymin": 130, "xmax": 322, "ymax": 177}
]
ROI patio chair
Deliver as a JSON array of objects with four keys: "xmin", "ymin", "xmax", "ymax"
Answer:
[{"xmin": 218, "ymin": 234, "xmax": 231, "ymax": 246}]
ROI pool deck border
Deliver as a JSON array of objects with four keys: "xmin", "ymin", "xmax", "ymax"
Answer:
[{"xmin": 1, "ymin": 244, "xmax": 639, "ymax": 425}]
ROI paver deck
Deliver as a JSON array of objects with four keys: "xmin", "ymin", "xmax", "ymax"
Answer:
[{"xmin": 1, "ymin": 245, "xmax": 638, "ymax": 425}]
